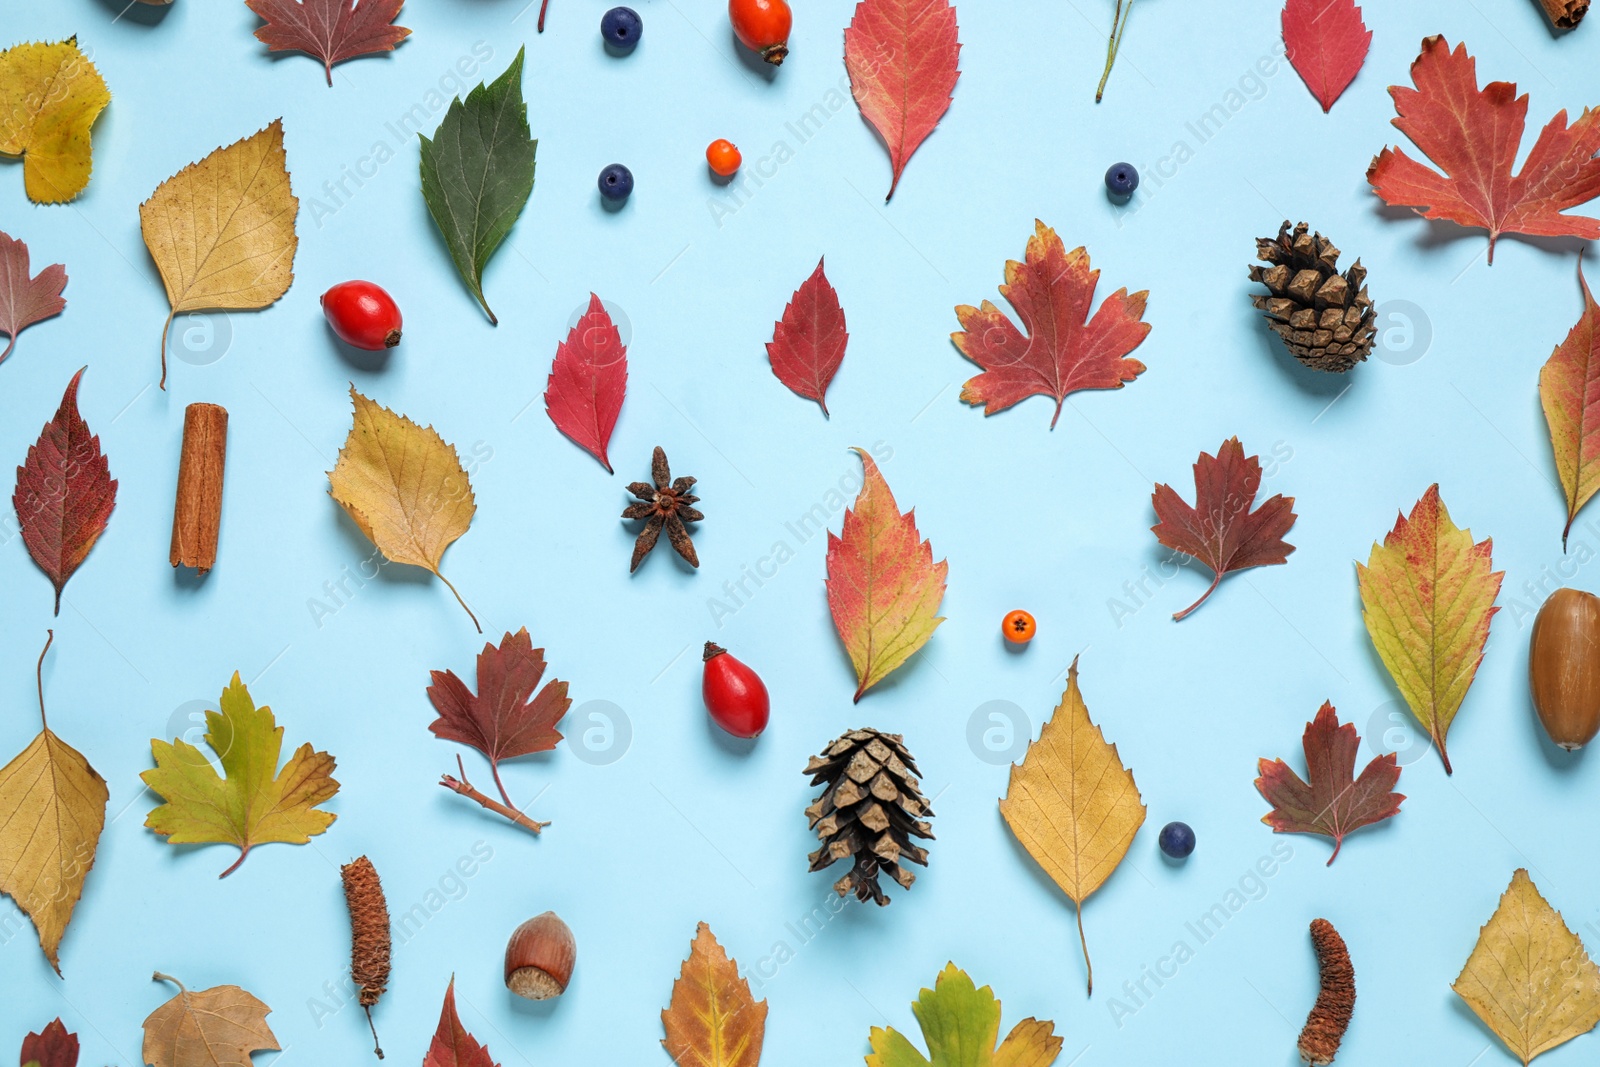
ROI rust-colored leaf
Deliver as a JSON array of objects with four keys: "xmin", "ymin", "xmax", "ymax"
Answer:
[
  {"xmin": 766, "ymin": 258, "xmax": 847, "ymax": 416},
  {"xmin": 844, "ymin": 0, "xmax": 960, "ymax": 201},
  {"xmin": 661, "ymin": 923, "xmax": 766, "ymax": 1067}
]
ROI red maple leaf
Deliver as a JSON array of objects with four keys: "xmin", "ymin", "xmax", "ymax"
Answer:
[
  {"xmin": 1255, "ymin": 702, "xmax": 1404, "ymax": 864},
  {"xmin": 423, "ymin": 979, "xmax": 499, "ymax": 1067},
  {"xmin": 1151, "ymin": 437, "xmax": 1296, "ymax": 620},
  {"xmin": 245, "ymin": 0, "xmax": 411, "ymax": 86},
  {"xmin": 953, "ymin": 221, "xmax": 1150, "ymax": 428},
  {"xmin": 428, "ymin": 628, "xmax": 569, "ymax": 808},
  {"xmin": 1282, "ymin": 0, "xmax": 1371, "ymax": 112},
  {"xmin": 20, "ymin": 1018, "xmax": 79, "ymax": 1067},
  {"xmin": 0, "ymin": 230, "xmax": 66, "ymax": 365},
  {"xmin": 1368, "ymin": 36, "xmax": 1600, "ymax": 264},
  {"xmin": 844, "ymin": 0, "xmax": 961, "ymax": 201},
  {"xmin": 766, "ymin": 258, "xmax": 848, "ymax": 416},
  {"xmin": 544, "ymin": 293, "xmax": 627, "ymax": 473},
  {"xmin": 13, "ymin": 368, "xmax": 117, "ymax": 615}
]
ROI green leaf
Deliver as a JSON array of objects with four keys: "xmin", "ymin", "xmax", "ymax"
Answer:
[
  {"xmin": 868, "ymin": 964, "xmax": 1062, "ymax": 1067},
  {"xmin": 419, "ymin": 47, "xmax": 536, "ymax": 324}
]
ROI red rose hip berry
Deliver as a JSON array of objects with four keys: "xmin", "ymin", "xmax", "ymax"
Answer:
[
  {"xmin": 321, "ymin": 280, "xmax": 402, "ymax": 350},
  {"xmin": 702, "ymin": 642, "xmax": 770, "ymax": 738},
  {"xmin": 729, "ymin": 0, "xmax": 791, "ymax": 64}
]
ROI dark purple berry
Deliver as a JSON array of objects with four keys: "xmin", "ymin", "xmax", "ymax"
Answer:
[
  {"xmin": 1105, "ymin": 162, "xmax": 1139, "ymax": 199},
  {"xmin": 601, "ymin": 7, "xmax": 643, "ymax": 52},
  {"xmin": 1158, "ymin": 821, "xmax": 1195, "ymax": 859},
  {"xmin": 598, "ymin": 163, "xmax": 634, "ymax": 202}
]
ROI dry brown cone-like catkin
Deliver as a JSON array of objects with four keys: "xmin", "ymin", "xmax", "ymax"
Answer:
[
  {"xmin": 1250, "ymin": 221, "xmax": 1376, "ymax": 373},
  {"xmin": 1298, "ymin": 918, "xmax": 1354, "ymax": 1065},
  {"xmin": 804, "ymin": 728, "xmax": 934, "ymax": 906},
  {"xmin": 341, "ymin": 856, "xmax": 392, "ymax": 1059}
]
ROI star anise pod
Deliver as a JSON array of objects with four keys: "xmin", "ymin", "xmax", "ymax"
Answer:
[{"xmin": 623, "ymin": 446, "xmax": 702, "ymax": 572}]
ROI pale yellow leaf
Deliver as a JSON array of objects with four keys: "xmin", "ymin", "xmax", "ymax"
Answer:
[
  {"xmin": 0, "ymin": 39, "xmax": 109, "ymax": 203},
  {"xmin": 142, "ymin": 973, "xmax": 279, "ymax": 1067}
]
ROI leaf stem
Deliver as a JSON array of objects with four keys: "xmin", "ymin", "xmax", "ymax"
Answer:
[
  {"xmin": 219, "ymin": 846, "xmax": 250, "ymax": 878},
  {"xmin": 1, "ymin": 334, "xmax": 15, "ymax": 363},
  {"xmin": 1077, "ymin": 904, "xmax": 1093, "ymax": 996},
  {"xmin": 364, "ymin": 1005, "xmax": 383, "ymax": 1059},
  {"xmin": 160, "ymin": 309, "xmax": 174, "ymax": 391},
  {"xmin": 437, "ymin": 571, "xmax": 482, "ymax": 633},
  {"xmin": 441, "ymin": 754, "xmax": 548, "ymax": 835},
  {"xmin": 36, "ymin": 629, "xmax": 53, "ymax": 730},
  {"xmin": 489, "ymin": 760, "xmax": 516, "ymax": 811},
  {"xmin": 153, "ymin": 972, "xmax": 187, "ymax": 995},
  {"xmin": 538, "ymin": 0, "xmax": 550, "ymax": 32},
  {"xmin": 1172, "ymin": 571, "xmax": 1223, "ymax": 621},
  {"xmin": 1095, "ymin": 0, "xmax": 1135, "ymax": 104}
]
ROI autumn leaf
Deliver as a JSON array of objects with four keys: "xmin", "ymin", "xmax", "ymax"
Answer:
[
  {"xmin": 423, "ymin": 978, "xmax": 499, "ymax": 1067},
  {"xmin": 1357, "ymin": 484, "xmax": 1502, "ymax": 774},
  {"xmin": 766, "ymin": 258, "xmax": 847, "ymax": 416},
  {"xmin": 999, "ymin": 658, "xmax": 1145, "ymax": 996},
  {"xmin": 844, "ymin": 0, "xmax": 960, "ymax": 201},
  {"xmin": 328, "ymin": 387, "xmax": 480, "ymax": 630},
  {"xmin": 420, "ymin": 48, "xmax": 536, "ymax": 324},
  {"xmin": 0, "ymin": 633, "xmax": 107, "ymax": 975},
  {"xmin": 20, "ymin": 1018, "xmax": 78, "ymax": 1067},
  {"xmin": 0, "ymin": 39, "xmax": 109, "ymax": 204},
  {"xmin": 825, "ymin": 448, "xmax": 947, "ymax": 701},
  {"xmin": 245, "ymin": 0, "xmax": 410, "ymax": 86},
  {"xmin": 868, "ymin": 963, "xmax": 1062, "ymax": 1067},
  {"xmin": 142, "ymin": 673, "xmax": 338, "ymax": 877},
  {"xmin": 1368, "ymin": 36, "xmax": 1600, "ymax": 264},
  {"xmin": 1283, "ymin": 0, "xmax": 1370, "ymax": 112},
  {"xmin": 139, "ymin": 120, "xmax": 298, "ymax": 389},
  {"xmin": 660, "ymin": 923, "xmax": 767, "ymax": 1067},
  {"xmin": 1151, "ymin": 437, "xmax": 1297, "ymax": 620},
  {"xmin": 1539, "ymin": 262, "xmax": 1600, "ymax": 548},
  {"xmin": 142, "ymin": 973, "xmax": 279, "ymax": 1067},
  {"xmin": 953, "ymin": 222, "xmax": 1150, "ymax": 428},
  {"xmin": 544, "ymin": 293, "xmax": 626, "ymax": 472},
  {"xmin": 1453, "ymin": 869, "xmax": 1600, "ymax": 1064},
  {"xmin": 1255, "ymin": 702, "xmax": 1403, "ymax": 865},
  {"xmin": 0, "ymin": 230, "xmax": 66, "ymax": 363},
  {"xmin": 13, "ymin": 367, "xmax": 117, "ymax": 614}
]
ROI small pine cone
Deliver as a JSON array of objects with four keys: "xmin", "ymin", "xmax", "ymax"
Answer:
[
  {"xmin": 1250, "ymin": 221, "xmax": 1376, "ymax": 373},
  {"xmin": 1298, "ymin": 918, "xmax": 1354, "ymax": 1065},
  {"xmin": 804, "ymin": 728, "xmax": 934, "ymax": 906},
  {"xmin": 342, "ymin": 856, "xmax": 392, "ymax": 1058}
]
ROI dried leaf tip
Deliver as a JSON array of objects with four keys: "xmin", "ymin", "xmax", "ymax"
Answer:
[
  {"xmin": 1298, "ymin": 919, "xmax": 1354, "ymax": 1065},
  {"xmin": 341, "ymin": 856, "xmax": 392, "ymax": 1058}
]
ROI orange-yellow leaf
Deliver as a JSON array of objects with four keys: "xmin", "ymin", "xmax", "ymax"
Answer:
[
  {"xmin": 1539, "ymin": 262, "xmax": 1600, "ymax": 548},
  {"xmin": 661, "ymin": 923, "xmax": 766, "ymax": 1067}
]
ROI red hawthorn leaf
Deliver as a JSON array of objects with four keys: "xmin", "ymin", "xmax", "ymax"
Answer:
[
  {"xmin": 1283, "ymin": 0, "xmax": 1371, "ymax": 112},
  {"xmin": 428, "ymin": 628, "xmax": 570, "ymax": 805},
  {"xmin": 1368, "ymin": 36, "xmax": 1600, "ymax": 264},
  {"xmin": 245, "ymin": 0, "xmax": 411, "ymax": 87},
  {"xmin": 422, "ymin": 979, "xmax": 499, "ymax": 1067},
  {"xmin": 1255, "ymin": 702, "xmax": 1404, "ymax": 865},
  {"xmin": 1151, "ymin": 437, "xmax": 1296, "ymax": 620},
  {"xmin": 766, "ymin": 258, "xmax": 848, "ymax": 416},
  {"xmin": 20, "ymin": 1018, "xmax": 79, "ymax": 1067},
  {"xmin": 0, "ymin": 231, "xmax": 66, "ymax": 365},
  {"xmin": 844, "ymin": 0, "xmax": 961, "ymax": 201},
  {"xmin": 544, "ymin": 293, "xmax": 627, "ymax": 473},
  {"xmin": 953, "ymin": 220, "xmax": 1150, "ymax": 428},
  {"xmin": 13, "ymin": 368, "xmax": 117, "ymax": 615}
]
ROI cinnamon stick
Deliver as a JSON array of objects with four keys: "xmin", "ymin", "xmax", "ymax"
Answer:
[
  {"xmin": 1538, "ymin": 0, "xmax": 1588, "ymax": 26},
  {"xmin": 170, "ymin": 403, "xmax": 228, "ymax": 572}
]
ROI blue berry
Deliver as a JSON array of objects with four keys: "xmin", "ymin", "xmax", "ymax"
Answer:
[
  {"xmin": 1105, "ymin": 162, "xmax": 1139, "ymax": 199},
  {"xmin": 601, "ymin": 7, "xmax": 643, "ymax": 52},
  {"xmin": 598, "ymin": 163, "xmax": 634, "ymax": 202},
  {"xmin": 1158, "ymin": 821, "xmax": 1195, "ymax": 859}
]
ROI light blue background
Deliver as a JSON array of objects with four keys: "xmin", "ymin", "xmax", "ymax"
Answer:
[{"xmin": 3, "ymin": 0, "xmax": 1600, "ymax": 1064}]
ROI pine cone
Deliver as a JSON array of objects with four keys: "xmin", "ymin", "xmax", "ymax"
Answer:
[
  {"xmin": 804, "ymin": 728, "xmax": 933, "ymax": 905},
  {"xmin": 1249, "ymin": 221, "xmax": 1375, "ymax": 373}
]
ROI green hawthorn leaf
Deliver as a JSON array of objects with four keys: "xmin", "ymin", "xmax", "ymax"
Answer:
[{"xmin": 419, "ymin": 47, "xmax": 536, "ymax": 324}]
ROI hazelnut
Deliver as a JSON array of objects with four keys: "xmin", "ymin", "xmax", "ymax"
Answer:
[
  {"xmin": 1529, "ymin": 587, "xmax": 1600, "ymax": 750},
  {"xmin": 504, "ymin": 911, "xmax": 575, "ymax": 1000}
]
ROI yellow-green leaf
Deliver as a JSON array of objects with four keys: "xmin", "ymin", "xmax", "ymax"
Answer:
[
  {"xmin": 868, "ymin": 963, "xmax": 1062, "ymax": 1067},
  {"xmin": 142, "ymin": 673, "xmax": 338, "ymax": 877},
  {"xmin": 1538, "ymin": 263, "xmax": 1600, "ymax": 548},
  {"xmin": 825, "ymin": 448, "xmax": 947, "ymax": 701},
  {"xmin": 999, "ymin": 657, "xmax": 1145, "ymax": 996},
  {"xmin": 1454, "ymin": 869, "xmax": 1600, "ymax": 1064},
  {"xmin": 660, "ymin": 922, "xmax": 766, "ymax": 1067},
  {"xmin": 0, "ymin": 39, "xmax": 109, "ymax": 203},
  {"xmin": 1356, "ymin": 484, "xmax": 1502, "ymax": 774}
]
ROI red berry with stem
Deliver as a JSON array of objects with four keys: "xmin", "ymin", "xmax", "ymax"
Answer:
[
  {"xmin": 729, "ymin": 0, "xmax": 791, "ymax": 64},
  {"xmin": 321, "ymin": 281, "xmax": 402, "ymax": 350},
  {"xmin": 702, "ymin": 642, "xmax": 769, "ymax": 738}
]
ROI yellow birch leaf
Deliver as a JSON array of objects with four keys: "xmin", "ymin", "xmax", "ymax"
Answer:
[
  {"xmin": 0, "ymin": 39, "xmax": 109, "ymax": 204},
  {"xmin": 142, "ymin": 973, "xmax": 280, "ymax": 1067},
  {"xmin": 1356, "ymin": 484, "xmax": 1502, "ymax": 775},
  {"xmin": 661, "ymin": 923, "xmax": 766, "ymax": 1067},
  {"xmin": 138, "ymin": 119, "xmax": 298, "ymax": 389},
  {"xmin": 1453, "ymin": 869, "xmax": 1600, "ymax": 1065},
  {"xmin": 999, "ymin": 657, "xmax": 1145, "ymax": 997},
  {"xmin": 825, "ymin": 447, "xmax": 947, "ymax": 701},
  {"xmin": 328, "ymin": 387, "xmax": 480, "ymax": 630}
]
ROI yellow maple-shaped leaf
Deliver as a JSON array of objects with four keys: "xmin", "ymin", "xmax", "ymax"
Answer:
[
  {"xmin": 999, "ymin": 657, "xmax": 1145, "ymax": 996},
  {"xmin": 825, "ymin": 447, "xmax": 947, "ymax": 701},
  {"xmin": 139, "ymin": 119, "xmax": 298, "ymax": 389},
  {"xmin": 142, "ymin": 973, "xmax": 280, "ymax": 1067},
  {"xmin": 328, "ymin": 387, "xmax": 480, "ymax": 630},
  {"xmin": 1454, "ymin": 869, "xmax": 1600, "ymax": 1064},
  {"xmin": 867, "ymin": 963, "xmax": 1062, "ymax": 1067},
  {"xmin": 142, "ymin": 673, "xmax": 337, "ymax": 877},
  {"xmin": 660, "ymin": 923, "xmax": 766, "ymax": 1067},
  {"xmin": 1356, "ymin": 484, "xmax": 1503, "ymax": 775},
  {"xmin": 0, "ymin": 39, "xmax": 109, "ymax": 204}
]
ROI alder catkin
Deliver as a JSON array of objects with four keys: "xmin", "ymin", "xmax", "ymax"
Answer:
[
  {"xmin": 341, "ymin": 856, "xmax": 391, "ymax": 1060},
  {"xmin": 1298, "ymin": 918, "xmax": 1354, "ymax": 1065}
]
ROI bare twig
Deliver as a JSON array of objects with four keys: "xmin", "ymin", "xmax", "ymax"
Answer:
[{"xmin": 440, "ymin": 754, "xmax": 548, "ymax": 835}]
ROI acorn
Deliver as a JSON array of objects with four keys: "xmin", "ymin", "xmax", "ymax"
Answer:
[
  {"xmin": 504, "ymin": 911, "xmax": 575, "ymax": 1000},
  {"xmin": 1528, "ymin": 588, "xmax": 1600, "ymax": 750}
]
